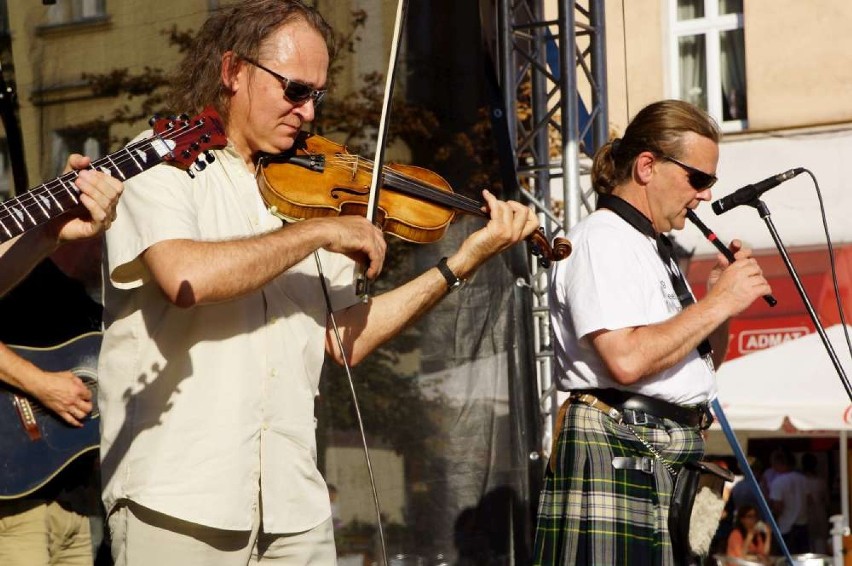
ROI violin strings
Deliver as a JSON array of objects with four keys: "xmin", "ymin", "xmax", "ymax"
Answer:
[
  {"xmin": 0, "ymin": 119, "xmax": 201, "ymax": 232},
  {"xmin": 323, "ymin": 155, "xmax": 486, "ymax": 217}
]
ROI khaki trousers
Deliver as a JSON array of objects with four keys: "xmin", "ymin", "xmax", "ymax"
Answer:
[
  {"xmin": 0, "ymin": 498, "xmax": 92, "ymax": 566},
  {"xmin": 108, "ymin": 500, "xmax": 337, "ymax": 566}
]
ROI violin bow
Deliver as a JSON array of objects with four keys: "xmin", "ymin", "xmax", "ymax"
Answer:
[
  {"xmin": 347, "ymin": 3, "xmax": 409, "ymax": 565},
  {"xmin": 356, "ymin": 0, "xmax": 409, "ymax": 301}
]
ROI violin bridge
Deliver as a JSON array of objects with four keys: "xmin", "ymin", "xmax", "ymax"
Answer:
[{"xmin": 351, "ymin": 156, "xmax": 360, "ymax": 181}]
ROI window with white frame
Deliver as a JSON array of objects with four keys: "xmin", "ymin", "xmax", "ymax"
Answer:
[
  {"xmin": 668, "ymin": 0, "xmax": 746, "ymax": 131},
  {"xmin": 51, "ymin": 128, "xmax": 106, "ymax": 178},
  {"xmin": 46, "ymin": 0, "xmax": 106, "ymax": 25}
]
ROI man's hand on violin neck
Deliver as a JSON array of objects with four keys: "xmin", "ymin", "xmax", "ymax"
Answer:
[
  {"xmin": 455, "ymin": 190, "xmax": 540, "ymax": 270},
  {"xmin": 317, "ymin": 216, "xmax": 387, "ymax": 279}
]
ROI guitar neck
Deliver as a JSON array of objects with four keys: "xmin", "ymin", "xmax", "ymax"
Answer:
[{"xmin": 0, "ymin": 135, "xmax": 174, "ymax": 244}]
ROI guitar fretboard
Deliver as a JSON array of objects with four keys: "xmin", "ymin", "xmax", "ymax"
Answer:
[{"xmin": 0, "ymin": 133, "xmax": 176, "ymax": 244}]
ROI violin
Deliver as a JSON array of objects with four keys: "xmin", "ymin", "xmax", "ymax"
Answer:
[{"xmin": 257, "ymin": 132, "xmax": 572, "ymax": 267}]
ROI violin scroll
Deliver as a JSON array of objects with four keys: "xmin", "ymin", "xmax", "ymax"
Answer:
[{"xmin": 528, "ymin": 229, "xmax": 572, "ymax": 268}]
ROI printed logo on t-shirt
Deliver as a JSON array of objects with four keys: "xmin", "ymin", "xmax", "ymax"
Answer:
[{"xmin": 660, "ymin": 280, "xmax": 680, "ymax": 314}]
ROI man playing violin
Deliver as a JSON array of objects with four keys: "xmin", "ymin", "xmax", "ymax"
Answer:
[
  {"xmin": 533, "ymin": 99, "xmax": 772, "ymax": 565},
  {"xmin": 97, "ymin": 1, "xmax": 540, "ymax": 565}
]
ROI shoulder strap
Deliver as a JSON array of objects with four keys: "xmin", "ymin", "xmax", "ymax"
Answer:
[{"xmin": 596, "ymin": 194, "xmax": 711, "ymax": 357}]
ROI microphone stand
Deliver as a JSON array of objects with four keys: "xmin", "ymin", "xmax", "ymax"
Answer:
[
  {"xmin": 705, "ymin": 196, "xmax": 850, "ymax": 563},
  {"xmin": 747, "ymin": 198, "xmax": 852, "ymax": 402}
]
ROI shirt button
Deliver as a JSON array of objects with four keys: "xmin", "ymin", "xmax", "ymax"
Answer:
[{"xmin": 270, "ymin": 368, "xmax": 278, "ymax": 377}]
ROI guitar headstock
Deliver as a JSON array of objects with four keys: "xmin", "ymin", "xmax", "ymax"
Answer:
[{"xmin": 150, "ymin": 106, "xmax": 227, "ymax": 171}]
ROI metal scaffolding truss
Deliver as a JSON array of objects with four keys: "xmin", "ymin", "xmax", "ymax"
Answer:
[{"xmin": 496, "ymin": 0, "xmax": 608, "ymax": 456}]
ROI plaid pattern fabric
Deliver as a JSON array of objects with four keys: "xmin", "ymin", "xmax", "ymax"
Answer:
[{"xmin": 533, "ymin": 401, "xmax": 704, "ymax": 566}]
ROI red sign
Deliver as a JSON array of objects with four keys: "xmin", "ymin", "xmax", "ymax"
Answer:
[
  {"xmin": 737, "ymin": 326, "xmax": 811, "ymax": 354},
  {"xmin": 726, "ymin": 316, "xmax": 815, "ymax": 361},
  {"xmin": 686, "ymin": 244, "xmax": 852, "ymax": 362}
]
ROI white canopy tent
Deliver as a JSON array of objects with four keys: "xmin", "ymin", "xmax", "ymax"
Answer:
[{"xmin": 710, "ymin": 324, "xmax": 852, "ymax": 527}]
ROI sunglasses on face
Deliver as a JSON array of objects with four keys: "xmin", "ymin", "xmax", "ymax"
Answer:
[
  {"xmin": 661, "ymin": 154, "xmax": 718, "ymax": 190},
  {"xmin": 239, "ymin": 55, "xmax": 327, "ymax": 106}
]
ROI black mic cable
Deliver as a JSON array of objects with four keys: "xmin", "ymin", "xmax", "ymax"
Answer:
[{"xmin": 712, "ymin": 168, "xmax": 852, "ymax": 368}]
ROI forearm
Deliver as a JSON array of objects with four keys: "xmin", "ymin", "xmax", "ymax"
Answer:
[
  {"xmin": 593, "ymin": 292, "xmax": 732, "ymax": 384},
  {"xmin": 326, "ymin": 254, "xmax": 470, "ymax": 366},
  {"xmin": 0, "ymin": 342, "xmax": 91, "ymax": 425},
  {"xmin": 325, "ymin": 190, "xmax": 538, "ymax": 365},
  {"xmin": 0, "ymin": 227, "xmax": 59, "ymax": 297},
  {"xmin": 144, "ymin": 218, "xmax": 336, "ymax": 307},
  {"xmin": 0, "ymin": 343, "xmax": 47, "ymax": 396}
]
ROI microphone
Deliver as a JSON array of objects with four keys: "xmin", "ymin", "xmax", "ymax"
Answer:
[{"xmin": 711, "ymin": 167, "xmax": 805, "ymax": 215}]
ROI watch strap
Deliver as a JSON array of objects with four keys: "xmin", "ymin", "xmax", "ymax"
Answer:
[{"xmin": 436, "ymin": 257, "xmax": 465, "ymax": 291}]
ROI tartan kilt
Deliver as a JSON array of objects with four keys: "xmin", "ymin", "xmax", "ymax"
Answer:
[{"xmin": 533, "ymin": 401, "xmax": 704, "ymax": 566}]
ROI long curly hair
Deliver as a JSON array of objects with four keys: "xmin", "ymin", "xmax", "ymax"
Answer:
[
  {"xmin": 167, "ymin": 0, "xmax": 334, "ymax": 124},
  {"xmin": 591, "ymin": 99, "xmax": 720, "ymax": 195}
]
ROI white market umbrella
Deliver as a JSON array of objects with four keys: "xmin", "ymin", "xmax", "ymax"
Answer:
[
  {"xmin": 715, "ymin": 324, "xmax": 852, "ymax": 431},
  {"xmin": 713, "ymin": 323, "xmax": 852, "ymax": 528}
]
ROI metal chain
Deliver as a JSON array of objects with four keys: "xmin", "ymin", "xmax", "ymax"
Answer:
[{"xmin": 623, "ymin": 421, "xmax": 678, "ymax": 478}]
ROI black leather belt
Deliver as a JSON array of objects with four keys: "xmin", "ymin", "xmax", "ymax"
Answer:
[{"xmin": 571, "ymin": 388, "xmax": 713, "ymax": 430}]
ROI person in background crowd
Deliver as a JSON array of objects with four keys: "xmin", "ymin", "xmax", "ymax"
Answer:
[
  {"xmin": 801, "ymin": 452, "xmax": 829, "ymax": 554},
  {"xmin": 768, "ymin": 449, "xmax": 809, "ymax": 554},
  {"xmin": 730, "ymin": 457, "xmax": 767, "ymax": 517},
  {"xmin": 726, "ymin": 504, "xmax": 772, "ymax": 564}
]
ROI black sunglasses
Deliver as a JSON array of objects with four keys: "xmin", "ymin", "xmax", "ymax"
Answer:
[
  {"xmin": 240, "ymin": 55, "xmax": 327, "ymax": 106},
  {"xmin": 661, "ymin": 154, "xmax": 717, "ymax": 190}
]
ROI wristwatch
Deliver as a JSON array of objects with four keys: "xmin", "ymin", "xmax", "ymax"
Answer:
[{"xmin": 436, "ymin": 257, "xmax": 466, "ymax": 293}]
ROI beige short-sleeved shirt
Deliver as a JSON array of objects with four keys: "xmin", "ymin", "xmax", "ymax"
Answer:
[{"xmin": 99, "ymin": 138, "xmax": 357, "ymax": 533}]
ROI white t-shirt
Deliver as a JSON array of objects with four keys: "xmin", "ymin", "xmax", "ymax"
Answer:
[
  {"xmin": 770, "ymin": 470, "xmax": 809, "ymax": 533},
  {"xmin": 549, "ymin": 210, "xmax": 716, "ymax": 405}
]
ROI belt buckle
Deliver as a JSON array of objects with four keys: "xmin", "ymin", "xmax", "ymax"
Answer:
[{"xmin": 625, "ymin": 408, "xmax": 649, "ymax": 426}]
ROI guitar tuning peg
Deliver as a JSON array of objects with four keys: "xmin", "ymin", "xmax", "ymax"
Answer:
[
  {"xmin": 186, "ymin": 168, "xmax": 196, "ymax": 179},
  {"xmin": 204, "ymin": 151, "xmax": 215, "ymax": 164},
  {"xmin": 178, "ymin": 113, "xmax": 189, "ymax": 121},
  {"xmin": 148, "ymin": 114, "xmax": 160, "ymax": 126},
  {"xmin": 181, "ymin": 149, "xmax": 191, "ymax": 159},
  {"xmin": 194, "ymin": 159, "xmax": 207, "ymax": 171}
]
